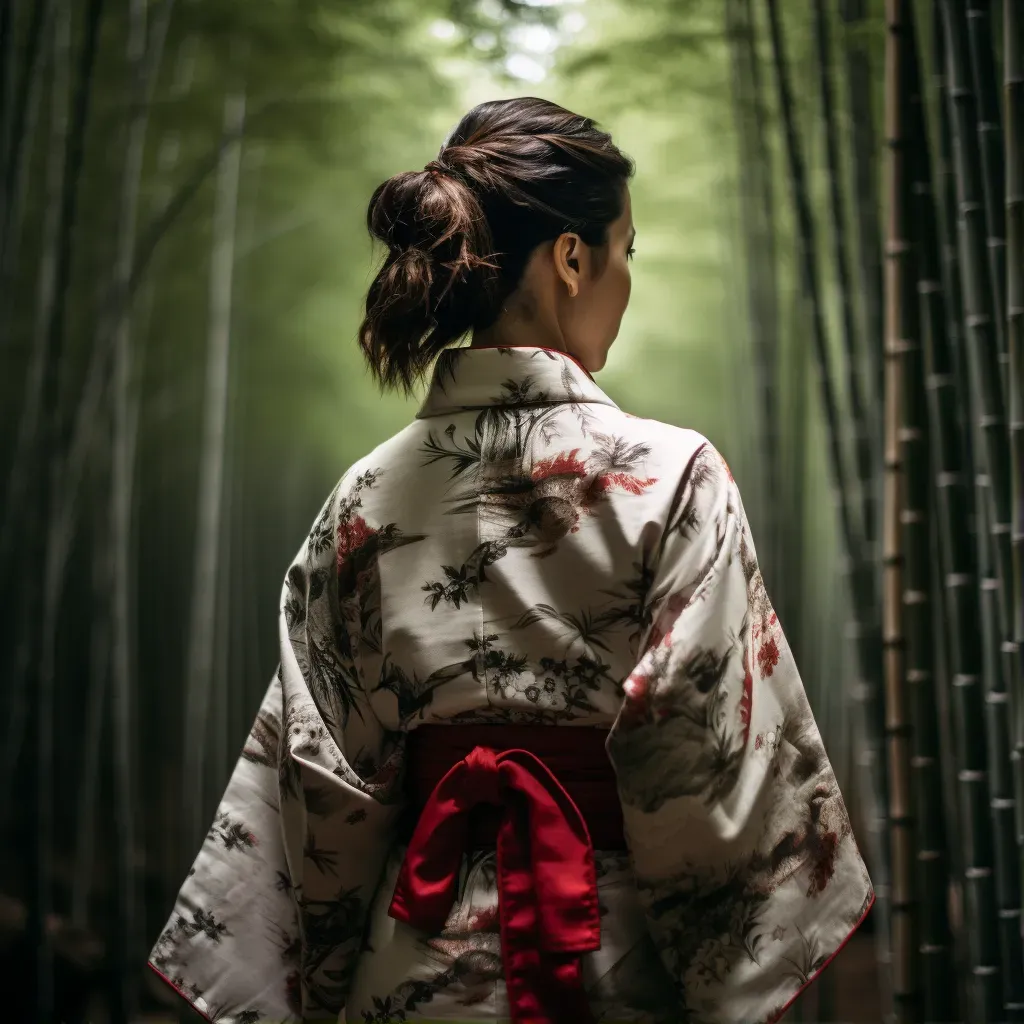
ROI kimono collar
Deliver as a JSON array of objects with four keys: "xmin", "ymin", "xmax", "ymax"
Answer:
[{"xmin": 416, "ymin": 345, "xmax": 619, "ymax": 419}]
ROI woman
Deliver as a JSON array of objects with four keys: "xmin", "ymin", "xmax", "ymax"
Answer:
[{"xmin": 149, "ymin": 97, "xmax": 873, "ymax": 1024}]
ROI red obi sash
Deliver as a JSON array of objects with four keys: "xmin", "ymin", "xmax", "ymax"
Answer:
[{"xmin": 388, "ymin": 725, "xmax": 625, "ymax": 1024}]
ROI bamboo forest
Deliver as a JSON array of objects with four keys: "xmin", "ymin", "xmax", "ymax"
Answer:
[{"xmin": 0, "ymin": 0, "xmax": 1022, "ymax": 1020}]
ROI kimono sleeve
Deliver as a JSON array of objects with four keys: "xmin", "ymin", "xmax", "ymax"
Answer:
[
  {"xmin": 607, "ymin": 441, "xmax": 874, "ymax": 1024},
  {"xmin": 148, "ymin": 480, "xmax": 404, "ymax": 1024}
]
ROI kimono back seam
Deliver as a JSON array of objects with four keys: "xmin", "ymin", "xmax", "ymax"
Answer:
[{"xmin": 148, "ymin": 345, "xmax": 873, "ymax": 1024}]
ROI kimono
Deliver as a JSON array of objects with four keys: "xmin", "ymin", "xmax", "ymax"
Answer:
[{"xmin": 149, "ymin": 345, "xmax": 874, "ymax": 1024}]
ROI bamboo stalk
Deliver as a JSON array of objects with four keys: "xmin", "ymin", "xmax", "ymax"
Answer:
[
  {"xmin": 931, "ymin": 4, "xmax": 975, "ymax": 486},
  {"xmin": 966, "ymin": 0, "xmax": 1008, "ymax": 387},
  {"xmin": 1005, "ymin": 0, "xmax": 1024, "ymax": 937},
  {"xmin": 0, "ymin": 0, "xmax": 51, "ymax": 259},
  {"xmin": 814, "ymin": 0, "xmax": 876, "ymax": 588},
  {"xmin": 0, "ymin": 0, "xmax": 16, "ymax": 174},
  {"xmin": 839, "ymin": 0, "xmax": 886, "ymax": 446},
  {"xmin": 182, "ymin": 87, "xmax": 246, "ymax": 852},
  {"xmin": 728, "ymin": 0, "xmax": 780, "ymax": 582},
  {"xmin": 883, "ymin": 2, "xmax": 920, "ymax": 1016},
  {"xmin": 228, "ymin": 144, "xmax": 262, "ymax": 780},
  {"xmin": 940, "ymin": 1, "xmax": 1024, "ymax": 1017},
  {"xmin": 900, "ymin": 16, "xmax": 957, "ymax": 1018},
  {"xmin": 108, "ymin": 0, "xmax": 175, "ymax": 1015},
  {"xmin": 28, "ymin": 0, "xmax": 105, "ymax": 1014},
  {"xmin": 0, "ymin": 0, "xmax": 51, "ymax": 350},
  {"xmin": 726, "ymin": 0, "xmax": 763, "ymax": 494},
  {"xmin": 833, "ymin": 2, "xmax": 896, "ymax": 1002},
  {"xmin": 72, "ymin": 445, "xmax": 112, "ymax": 930}
]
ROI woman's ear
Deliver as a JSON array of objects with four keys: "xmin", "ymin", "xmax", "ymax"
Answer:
[{"xmin": 553, "ymin": 231, "xmax": 584, "ymax": 298}]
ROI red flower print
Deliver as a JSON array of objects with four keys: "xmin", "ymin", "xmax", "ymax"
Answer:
[
  {"xmin": 719, "ymin": 452, "xmax": 734, "ymax": 481},
  {"xmin": 618, "ymin": 670, "xmax": 651, "ymax": 729},
  {"xmin": 593, "ymin": 472, "xmax": 659, "ymax": 496},
  {"xmin": 532, "ymin": 448, "xmax": 587, "ymax": 481},
  {"xmin": 757, "ymin": 636, "xmax": 780, "ymax": 678},
  {"xmin": 468, "ymin": 906, "xmax": 500, "ymax": 932},
  {"xmin": 623, "ymin": 669, "xmax": 649, "ymax": 702},
  {"xmin": 644, "ymin": 621, "xmax": 676, "ymax": 654},
  {"xmin": 337, "ymin": 515, "xmax": 376, "ymax": 572}
]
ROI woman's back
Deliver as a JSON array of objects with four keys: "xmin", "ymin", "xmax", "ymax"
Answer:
[
  {"xmin": 343, "ymin": 345, "xmax": 690, "ymax": 735},
  {"xmin": 148, "ymin": 97, "xmax": 872, "ymax": 1024}
]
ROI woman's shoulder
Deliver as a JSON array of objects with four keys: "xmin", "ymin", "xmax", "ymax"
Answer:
[{"xmin": 601, "ymin": 406, "xmax": 720, "ymax": 479}]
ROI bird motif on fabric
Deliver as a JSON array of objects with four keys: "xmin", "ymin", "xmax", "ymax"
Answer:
[{"xmin": 444, "ymin": 438, "xmax": 658, "ymax": 559}]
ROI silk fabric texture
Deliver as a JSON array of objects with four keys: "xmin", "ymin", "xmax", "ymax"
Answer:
[{"xmin": 149, "ymin": 345, "xmax": 874, "ymax": 1024}]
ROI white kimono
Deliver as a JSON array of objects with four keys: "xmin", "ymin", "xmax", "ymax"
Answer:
[{"xmin": 149, "ymin": 345, "xmax": 873, "ymax": 1024}]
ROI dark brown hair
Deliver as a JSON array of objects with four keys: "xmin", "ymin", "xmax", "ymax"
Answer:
[{"xmin": 358, "ymin": 97, "xmax": 634, "ymax": 392}]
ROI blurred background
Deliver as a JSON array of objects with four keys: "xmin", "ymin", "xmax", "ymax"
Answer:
[{"xmin": 1, "ymin": 0, "xmax": 1021, "ymax": 1021}]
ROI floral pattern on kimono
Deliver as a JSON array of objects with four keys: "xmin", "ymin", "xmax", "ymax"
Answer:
[{"xmin": 148, "ymin": 345, "xmax": 872, "ymax": 1024}]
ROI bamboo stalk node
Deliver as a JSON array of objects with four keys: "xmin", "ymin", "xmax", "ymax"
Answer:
[
  {"xmin": 951, "ymin": 673, "xmax": 981, "ymax": 686},
  {"xmin": 944, "ymin": 572, "xmax": 973, "ymax": 587},
  {"xmin": 964, "ymin": 867, "xmax": 994, "ymax": 880},
  {"xmin": 965, "ymin": 313, "xmax": 993, "ymax": 329}
]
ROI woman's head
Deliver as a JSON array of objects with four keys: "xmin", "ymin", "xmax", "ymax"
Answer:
[{"xmin": 359, "ymin": 97, "xmax": 635, "ymax": 391}]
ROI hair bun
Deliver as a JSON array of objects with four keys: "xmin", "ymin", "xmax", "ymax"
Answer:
[
  {"xmin": 358, "ymin": 164, "xmax": 498, "ymax": 393},
  {"xmin": 358, "ymin": 97, "xmax": 633, "ymax": 393}
]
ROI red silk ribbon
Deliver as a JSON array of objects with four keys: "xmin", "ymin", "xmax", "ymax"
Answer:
[{"xmin": 388, "ymin": 745, "xmax": 601, "ymax": 1024}]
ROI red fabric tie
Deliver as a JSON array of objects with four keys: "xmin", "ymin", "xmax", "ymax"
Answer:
[{"xmin": 388, "ymin": 745, "xmax": 601, "ymax": 1024}]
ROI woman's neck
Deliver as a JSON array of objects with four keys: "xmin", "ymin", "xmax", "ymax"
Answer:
[{"xmin": 472, "ymin": 307, "xmax": 565, "ymax": 353}]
